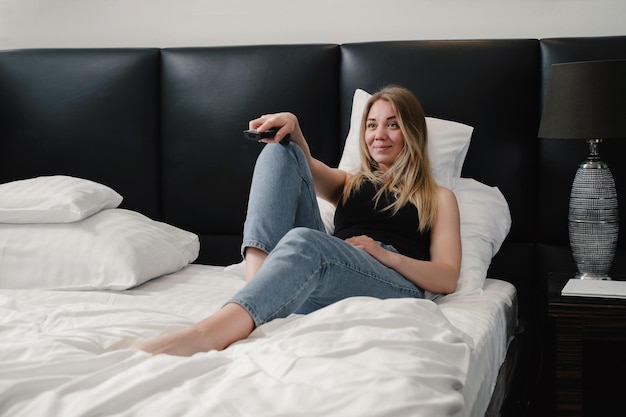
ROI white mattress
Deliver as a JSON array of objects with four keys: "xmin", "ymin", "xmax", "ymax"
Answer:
[{"xmin": 0, "ymin": 264, "xmax": 516, "ymax": 417}]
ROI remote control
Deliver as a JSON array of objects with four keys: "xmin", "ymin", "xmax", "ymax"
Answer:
[
  {"xmin": 243, "ymin": 129, "xmax": 290, "ymax": 144},
  {"xmin": 243, "ymin": 129, "xmax": 277, "ymax": 141}
]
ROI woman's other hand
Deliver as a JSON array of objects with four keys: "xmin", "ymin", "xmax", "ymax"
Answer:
[{"xmin": 345, "ymin": 235, "xmax": 391, "ymax": 265}]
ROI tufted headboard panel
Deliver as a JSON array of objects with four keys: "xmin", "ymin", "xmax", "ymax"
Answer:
[
  {"xmin": 159, "ymin": 45, "xmax": 340, "ymax": 264},
  {"xmin": 0, "ymin": 48, "xmax": 161, "ymax": 219},
  {"xmin": 339, "ymin": 40, "xmax": 541, "ymax": 313}
]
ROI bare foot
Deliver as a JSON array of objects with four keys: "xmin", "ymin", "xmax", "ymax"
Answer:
[
  {"xmin": 132, "ymin": 325, "xmax": 217, "ymax": 356},
  {"xmin": 133, "ymin": 304, "xmax": 255, "ymax": 356}
]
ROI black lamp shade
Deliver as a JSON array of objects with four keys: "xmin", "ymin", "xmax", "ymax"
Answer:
[{"xmin": 538, "ymin": 59, "xmax": 626, "ymax": 140}]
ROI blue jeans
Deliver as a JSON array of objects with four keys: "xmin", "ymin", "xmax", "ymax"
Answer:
[{"xmin": 230, "ymin": 143, "xmax": 424, "ymax": 327}]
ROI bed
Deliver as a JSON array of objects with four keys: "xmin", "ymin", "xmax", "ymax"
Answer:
[
  {"xmin": 0, "ymin": 266, "xmax": 516, "ymax": 417},
  {"xmin": 2, "ymin": 36, "xmax": 626, "ymax": 416},
  {"xmin": 0, "ymin": 102, "xmax": 514, "ymax": 417}
]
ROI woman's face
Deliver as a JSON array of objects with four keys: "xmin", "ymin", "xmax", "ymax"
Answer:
[{"xmin": 364, "ymin": 99, "xmax": 405, "ymax": 172}]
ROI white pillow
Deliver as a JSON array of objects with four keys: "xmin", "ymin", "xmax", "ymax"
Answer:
[
  {"xmin": 337, "ymin": 88, "xmax": 474, "ymax": 187},
  {"xmin": 0, "ymin": 175, "xmax": 123, "ymax": 223},
  {"xmin": 0, "ymin": 208, "xmax": 200, "ymax": 290},
  {"xmin": 317, "ymin": 196, "xmax": 336, "ymax": 235},
  {"xmin": 452, "ymin": 177, "xmax": 511, "ymax": 293}
]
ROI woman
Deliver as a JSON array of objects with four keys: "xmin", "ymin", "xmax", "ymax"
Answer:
[{"xmin": 135, "ymin": 86, "xmax": 461, "ymax": 356}]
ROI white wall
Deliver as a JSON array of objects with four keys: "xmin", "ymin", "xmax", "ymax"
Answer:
[{"xmin": 1, "ymin": 0, "xmax": 625, "ymax": 49}]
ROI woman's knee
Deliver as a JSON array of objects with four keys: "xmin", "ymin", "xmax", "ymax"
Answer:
[
  {"xmin": 283, "ymin": 227, "xmax": 325, "ymax": 245},
  {"xmin": 274, "ymin": 227, "xmax": 331, "ymax": 256},
  {"xmin": 258, "ymin": 142, "xmax": 302, "ymax": 165}
]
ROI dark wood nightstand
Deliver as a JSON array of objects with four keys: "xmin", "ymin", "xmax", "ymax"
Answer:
[{"xmin": 547, "ymin": 273, "xmax": 626, "ymax": 416}]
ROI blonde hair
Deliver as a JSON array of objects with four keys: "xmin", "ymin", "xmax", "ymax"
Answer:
[{"xmin": 341, "ymin": 86, "xmax": 438, "ymax": 232}]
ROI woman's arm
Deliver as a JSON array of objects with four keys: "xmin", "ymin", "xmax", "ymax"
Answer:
[
  {"xmin": 345, "ymin": 186, "xmax": 462, "ymax": 294},
  {"xmin": 250, "ymin": 112, "xmax": 348, "ymax": 205}
]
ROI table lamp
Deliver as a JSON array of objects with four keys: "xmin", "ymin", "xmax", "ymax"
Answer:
[{"xmin": 538, "ymin": 59, "xmax": 626, "ymax": 280}]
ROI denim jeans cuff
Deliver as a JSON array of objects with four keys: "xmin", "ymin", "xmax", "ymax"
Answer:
[
  {"xmin": 227, "ymin": 298, "xmax": 262, "ymax": 328},
  {"xmin": 240, "ymin": 239, "xmax": 272, "ymax": 258}
]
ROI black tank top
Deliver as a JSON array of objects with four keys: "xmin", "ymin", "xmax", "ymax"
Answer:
[{"xmin": 333, "ymin": 181, "xmax": 431, "ymax": 261}]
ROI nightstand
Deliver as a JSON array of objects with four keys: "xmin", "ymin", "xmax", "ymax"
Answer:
[{"xmin": 547, "ymin": 273, "xmax": 626, "ymax": 416}]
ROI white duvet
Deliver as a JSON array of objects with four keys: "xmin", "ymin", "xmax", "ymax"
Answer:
[{"xmin": 0, "ymin": 265, "xmax": 516, "ymax": 417}]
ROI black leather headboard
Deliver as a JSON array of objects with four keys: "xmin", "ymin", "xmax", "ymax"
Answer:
[
  {"xmin": 1, "ymin": 38, "xmax": 625, "ymax": 316},
  {"xmin": 159, "ymin": 45, "xmax": 340, "ymax": 264}
]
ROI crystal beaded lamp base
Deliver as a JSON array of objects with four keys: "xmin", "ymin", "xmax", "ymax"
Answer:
[{"xmin": 568, "ymin": 162, "xmax": 619, "ymax": 280}]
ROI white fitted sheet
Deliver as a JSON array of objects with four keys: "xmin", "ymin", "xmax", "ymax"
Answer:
[{"xmin": 0, "ymin": 264, "xmax": 516, "ymax": 417}]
